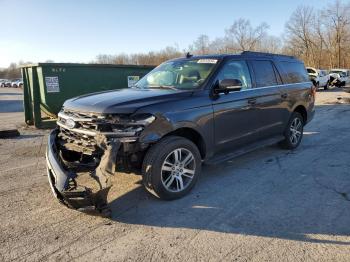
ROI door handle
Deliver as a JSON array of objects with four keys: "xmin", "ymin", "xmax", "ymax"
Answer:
[
  {"xmin": 281, "ymin": 93, "xmax": 288, "ymax": 99},
  {"xmin": 247, "ymin": 98, "xmax": 256, "ymax": 105}
]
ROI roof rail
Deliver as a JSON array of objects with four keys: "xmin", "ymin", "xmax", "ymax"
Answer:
[{"xmin": 241, "ymin": 51, "xmax": 295, "ymax": 59}]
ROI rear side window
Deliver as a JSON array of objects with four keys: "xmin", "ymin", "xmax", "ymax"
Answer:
[
  {"xmin": 281, "ymin": 62, "xmax": 309, "ymax": 83},
  {"xmin": 251, "ymin": 60, "xmax": 278, "ymax": 87}
]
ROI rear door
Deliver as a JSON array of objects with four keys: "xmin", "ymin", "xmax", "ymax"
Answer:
[
  {"xmin": 248, "ymin": 59, "xmax": 285, "ymax": 139},
  {"xmin": 277, "ymin": 61, "xmax": 312, "ymax": 124}
]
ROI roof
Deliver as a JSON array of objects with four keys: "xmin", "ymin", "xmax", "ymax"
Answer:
[{"xmin": 171, "ymin": 51, "xmax": 298, "ymax": 62}]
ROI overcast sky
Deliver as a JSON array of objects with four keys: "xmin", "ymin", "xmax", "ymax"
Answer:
[{"xmin": 0, "ymin": 0, "xmax": 335, "ymax": 67}]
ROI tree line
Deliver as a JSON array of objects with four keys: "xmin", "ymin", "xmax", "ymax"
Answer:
[
  {"xmin": 95, "ymin": 0, "xmax": 350, "ymax": 69},
  {"xmin": 0, "ymin": 63, "xmax": 22, "ymax": 79},
  {"xmin": 1, "ymin": 0, "xmax": 349, "ymax": 80}
]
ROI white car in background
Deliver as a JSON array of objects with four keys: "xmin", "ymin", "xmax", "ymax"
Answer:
[
  {"xmin": 329, "ymin": 69, "xmax": 350, "ymax": 87},
  {"xmin": 306, "ymin": 67, "xmax": 330, "ymax": 90},
  {"xmin": 11, "ymin": 79, "xmax": 23, "ymax": 88}
]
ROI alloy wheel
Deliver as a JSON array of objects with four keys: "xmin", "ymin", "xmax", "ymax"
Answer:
[
  {"xmin": 161, "ymin": 148, "xmax": 196, "ymax": 193},
  {"xmin": 289, "ymin": 118, "xmax": 303, "ymax": 145}
]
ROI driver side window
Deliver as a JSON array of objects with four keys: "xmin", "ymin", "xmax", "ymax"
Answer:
[{"xmin": 217, "ymin": 60, "xmax": 252, "ymax": 90}]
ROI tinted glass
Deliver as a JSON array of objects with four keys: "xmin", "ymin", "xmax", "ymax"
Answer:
[
  {"xmin": 281, "ymin": 62, "xmax": 309, "ymax": 83},
  {"xmin": 251, "ymin": 60, "xmax": 278, "ymax": 87},
  {"xmin": 216, "ymin": 60, "xmax": 252, "ymax": 90},
  {"xmin": 307, "ymin": 68, "xmax": 316, "ymax": 74}
]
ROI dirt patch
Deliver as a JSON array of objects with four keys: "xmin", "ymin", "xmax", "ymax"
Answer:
[
  {"xmin": 336, "ymin": 97, "xmax": 350, "ymax": 104},
  {"xmin": 12, "ymin": 145, "xmax": 46, "ymax": 157}
]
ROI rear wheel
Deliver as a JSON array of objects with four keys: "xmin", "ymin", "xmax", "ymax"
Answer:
[
  {"xmin": 142, "ymin": 136, "xmax": 202, "ymax": 200},
  {"xmin": 279, "ymin": 112, "xmax": 304, "ymax": 149}
]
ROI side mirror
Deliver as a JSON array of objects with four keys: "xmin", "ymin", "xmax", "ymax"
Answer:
[{"xmin": 216, "ymin": 79, "xmax": 242, "ymax": 94}]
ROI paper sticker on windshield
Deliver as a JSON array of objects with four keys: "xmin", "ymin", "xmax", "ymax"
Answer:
[{"xmin": 197, "ymin": 59, "xmax": 218, "ymax": 64}]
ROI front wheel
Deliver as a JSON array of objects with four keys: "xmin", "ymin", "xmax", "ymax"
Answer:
[
  {"xmin": 142, "ymin": 136, "xmax": 202, "ymax": 200},
  {"xmin": 279, "ymin": 112, "xmax": 304, "ymax": 150}
]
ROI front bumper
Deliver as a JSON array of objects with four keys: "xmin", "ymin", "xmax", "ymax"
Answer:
[
  {"xmin": 46, "ymin": 129, "xmax": 96, "ymax": 209},
  {"xmin": 46, "ymin": 129, "xmax": 120, "ymax": 213}
]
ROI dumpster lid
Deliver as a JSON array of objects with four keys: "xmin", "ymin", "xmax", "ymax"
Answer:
[{"xmin": 20, "ymin": 62, "xmax": 155, "ymax": 69}]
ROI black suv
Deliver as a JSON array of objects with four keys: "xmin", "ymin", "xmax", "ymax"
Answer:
[{"xmin": 47, "ymin": 51, "xmax": 315, "ymax": 212}]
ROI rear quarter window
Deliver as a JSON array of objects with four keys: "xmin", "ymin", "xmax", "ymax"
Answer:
[{"xmin": 281, "ymin": 62, "xmax": 309, "ymax": 83}]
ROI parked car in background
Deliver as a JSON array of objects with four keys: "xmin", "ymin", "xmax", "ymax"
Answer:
[
  {"xmin": 46, "ymin": 51, "xmax": 315, "ymax": 212},
  {"xmin": 306, "ymin": 67, "xmax": 330, "ymax": 90},
  {"xmin": 0, "ymin": 79, "xmax": 7, "ymax": 87},
  {"xmin": 11, "ymin": 79, "xmax": 22, "ymax": 88},
  {"xmin": 1, "ymin": 79, "xmax": 12, "ymax": 87},
  {"xmin": 329, "ymin": 69, "xmax": 350, "ymax": 87}
]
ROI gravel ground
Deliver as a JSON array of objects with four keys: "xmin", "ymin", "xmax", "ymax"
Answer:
[{"xmin": 0, "ymin": 87, "xmax": 350, "ymax": 261}]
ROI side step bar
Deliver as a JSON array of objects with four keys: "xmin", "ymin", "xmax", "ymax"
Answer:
[{"xmin": 205, "ymin": 136, "xmax": 285, "ymax": 165}]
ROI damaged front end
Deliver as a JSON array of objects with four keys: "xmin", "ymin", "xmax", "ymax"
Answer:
[{"xmin": 46, "ymin": 109, "xmax": 154, "ymax": 215}]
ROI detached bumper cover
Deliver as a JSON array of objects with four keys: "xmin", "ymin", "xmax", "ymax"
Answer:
[
  {"xmin": 46, "ymin": 129, "xmax": 94, "ymax": 209},
  {"xmin": 46, "ymin": 129, "xmax": 120, "ymax": 213}
]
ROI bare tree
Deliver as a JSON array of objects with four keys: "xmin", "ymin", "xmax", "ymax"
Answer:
[
  {"xmin": 92, "ymin": 2, "xmax": 350, "ymax": 69},
  {"xmin": 225, "ymin": 18, "xmax": 269, "ymax": 51},
  {"xmin": 208, "ymin": 37, "xmax": 227, "ymax": 54},
  {"xmin": 285, "ymin": 6, "xmax": 316, "ymax": 66},
  {"xmin": 96, "ymin": 46, "xmax": 182, "ymax": 66},
  {"xmin": 192, "ymin": 34, "xmax": 210, "ymax": 55},
  {"xmin": 0, "ymin": 63, "xmax": 21, "ymax": 79},
  {"xmin": 323, "ymin": 0, "xmax": 350, "ymax": 67},
  {"xmin": 258, "ymin": 35, "xmax": 283, "ymax": 54}
]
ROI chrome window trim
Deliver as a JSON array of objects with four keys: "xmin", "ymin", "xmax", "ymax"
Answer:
[{"xmin": 239, "ymin": 82, "xmax": 311, "ymax": 92}]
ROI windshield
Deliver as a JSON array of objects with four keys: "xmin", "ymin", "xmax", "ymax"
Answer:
[
  {"xmin": 135, "ymin": 58, "xmax": 218, "ymax": 90},
  {"xmin": 307, "ymin": 68, "xmax": 316, "ymax": 74}
]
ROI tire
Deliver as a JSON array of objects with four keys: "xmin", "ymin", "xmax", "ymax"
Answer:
[
  {"xmin": 142, "ymin": 136, "xmax": 202, "ymax": 200},
  {"xmin": 279, "ymin": 112, "xmax": 304, "ymax": 150}
]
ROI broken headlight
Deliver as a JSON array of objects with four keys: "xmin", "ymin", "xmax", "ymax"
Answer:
[{"xmin": 108, "ymin": 114, "xmax": 156, "ymax": 135}]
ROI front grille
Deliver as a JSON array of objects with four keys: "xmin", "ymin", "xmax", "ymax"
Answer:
[
  {"xmin": 58, "ymin": 128, "xmax": 97, "ymax": 149},
  {"xmin": 57, "ymin": 109, "xmax": 106, "ymax": 152},
  {"xmin": 57, "ymin": 109, "xmax": 139, "ymax": 149},
  {"xmin": 60, "ymin": 109, "xmax": 107, "ymax": 131}
]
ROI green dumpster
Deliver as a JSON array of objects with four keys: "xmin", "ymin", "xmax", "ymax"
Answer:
[{"xmin": 21, "ymin": 63, "xmax": 154, "ymax": 128}]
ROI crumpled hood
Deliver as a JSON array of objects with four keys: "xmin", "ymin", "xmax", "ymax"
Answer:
[{"xmin": 63, "ymin": 88, "xmax": 193, "ymax": 114}]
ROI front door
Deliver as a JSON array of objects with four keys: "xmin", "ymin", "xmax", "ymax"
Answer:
[{"xmin": 212, "ymin": 59, "xmax": 261, "ymax": 153}]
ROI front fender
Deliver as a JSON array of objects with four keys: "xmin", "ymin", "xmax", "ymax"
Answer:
[{"xmin": 138, "ymin": 107, "xmax": 214, "ymax": 158}]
